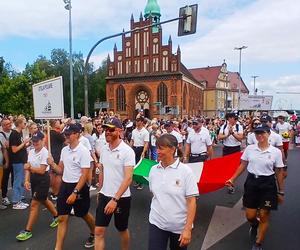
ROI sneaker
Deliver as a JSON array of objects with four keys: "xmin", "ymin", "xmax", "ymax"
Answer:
[
  {"xmin": 227, "ymin": 186, "xmax": 235, "ymax": 194},
  {"xmin": 84, "ymin": 234, "xmax": 95, "ymax": 248},
  {"xmin": 70, "ymin": 208, "xmax": 75, "ymax": 216},
  {"xmin": 133, "ymin": 182, "xmax": 139, "ymax": 187},
  {"xmin": 12, "ymin": 202, "xmax": 27, "ymax": 210},
  {"xmin": 249, "ymin": 219, "xmax": 259, "ymax": 241},
  {"xmin": 2, "ymin": 197, "xmax": 11, "ymax": 206},
  {"xmin": 89, "ymin": 186, "xmax": 97, "ymax": 191},
  {"xmin": 252, "ymin": 243, "xmax": 263, "ymax": 250},
  {"xmin": 49, "ymin": 217, "xmax": 59, "ymax": 228},
  {"xmin": 50, "ymin": 194, "xmax": 58, "ymax": 201},
  {"xmin": 16, "ymin": 230, "xmax": 32, "ymax": 241},
  {"xmin": 137, "ymin": 184, "xmax": 144, "ymax": 190},
  {"xmin": 20, "ymin": 201, "xmax": 29, "ymax": 207},
  {"xmin": 0, "ymin": 204, "xmax": 7, "ymax": 210}
]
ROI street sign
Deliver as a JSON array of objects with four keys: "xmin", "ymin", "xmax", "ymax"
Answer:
[
  {"xmin": 94, "ymin": 101, "xmax": 110, "ymax": 109},
  {"xmin": 32, "ymin": 76, "xmax": 64, "ymax": 119},
  {"xmin": 178, "ymin": 4, "xmax": 198, "ymax": 36},
  {"xmin": 153, "ymin": 102, "xmax": 162, "ymax": 106}
]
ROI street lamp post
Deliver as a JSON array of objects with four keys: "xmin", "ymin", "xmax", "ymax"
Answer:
[
  {"xmin": 251, "ymin": 75, "xmax": 259, "ymax": 95},
  {"xmin": 64, "ymin": 0, "xmax": 74, "ymax": 119},
  {"xmin": 234, "ymin": 45, "xmax": 247, "ymax": 109}
]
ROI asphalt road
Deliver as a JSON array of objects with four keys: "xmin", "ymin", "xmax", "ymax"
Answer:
[{"xmin": 1, "ymin": 146, "xmax": 299, "ymax": 250}]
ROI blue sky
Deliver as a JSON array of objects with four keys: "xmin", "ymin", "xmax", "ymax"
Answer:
[{"xmin": 1, "ymin": 0, "xmax": 299, "ymax": 110}]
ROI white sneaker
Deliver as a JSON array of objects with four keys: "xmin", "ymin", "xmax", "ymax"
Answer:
[
  {"xmin": 70, "ymin": 208, "xmax": 75, "ymax": 215},
  {"xmin": 20, "ymin": 201, "xmax": 29, "ymax": 207},
  {"xmin": 0, "ymin": 204, "xmax": 7, "ymax": 210},
  {"xmin": 89, "ymin": 186, "xmax": 97, "ymax": 191},
  {"xmin": 2, "ymin": 197, "xmax": 11, "ymax": 206},
  {"xmin": 12, "ymin": 202, "xmax": 27, "ymax": 210}
]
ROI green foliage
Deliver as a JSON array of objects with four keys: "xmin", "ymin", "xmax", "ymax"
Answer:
[{"xmin": 0, "ymin": 50, "xmax": 107, "ymax": 117}]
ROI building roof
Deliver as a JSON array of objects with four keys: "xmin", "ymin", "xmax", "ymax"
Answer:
[
  {"xmin": 180, "ymin": 63, "xmax": 204, "ymax": 87},
  {"xmin": 189, "ymin": 66, "xmax": 222, "ymax": 89},
  {"xmin": 144, "ymin": 0, "xmax": 161, "ymax": 18},
  {"xmin": 189, "ymin": 66, "xmax": 249, "ymax": 93},
  {"xmin": 228, "ymin": 72, "xmax": 249, "ymax": 93}
]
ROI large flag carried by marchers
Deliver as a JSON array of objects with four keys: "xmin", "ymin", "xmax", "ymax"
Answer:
[{"xmin": 133, "ymin": 152, "xmax": 242, "ymax": 194}]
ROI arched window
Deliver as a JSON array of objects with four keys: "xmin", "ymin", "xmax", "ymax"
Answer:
[
  {"xmin": 116, "ymin": 85, "xmax": 126, "ymax": 111},
  {"xmin": 183, "ymin": 84, "xmax": 188, "ymax": 110},
  {"xmin": 157, "ymin": 82, "xmax": 168, "ymax": 107}
]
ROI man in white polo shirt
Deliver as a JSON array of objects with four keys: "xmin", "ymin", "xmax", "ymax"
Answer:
[
  {"xmin": 164, "ymin": 121, "xmax": 183, "ymax": 150},
  {"xmin": 184, "ymin": 118, "xmax": 213, "ymax": 163},
  {"xmin": 48, "ymin": 123, "xmax": 95, "ymax": 250},
  {"xmin": 95, "ymin": 118, "xmax": 135, "ymax": 250},
  {"xmin": 218, "ymin": 112, "xmax": 244, "ymax": 156},
  {"xmin": 130, "ymin": 116, "xmax": 149, "ymax": 190}
]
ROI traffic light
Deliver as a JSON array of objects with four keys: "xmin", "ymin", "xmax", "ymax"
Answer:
[
  {"xmin": 178, "ymin": 4, "xmax": 198, "ymax": 36},
  {"xmin": 165, "ymin": 106, "xmax": 172, "ymax": 114}
]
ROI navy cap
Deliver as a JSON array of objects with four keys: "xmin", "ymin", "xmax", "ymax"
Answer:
[
  {"xmin": 103, "ymin": 117, "xmax": 123, "ymax": 129},
  {"xmin": 254, "ymin": 124, "xmax": 270, "ymax": 133},
  {"xmin": 32, "ymin": 131, "xmax": 45, "ymax": 142},
  {"xmin": 64, "ymin": 123, "xmax": 82, "ymax": 135},
  {"xmin": 260, "ymin": 115, "xmax": 272, "ymax": 123}
]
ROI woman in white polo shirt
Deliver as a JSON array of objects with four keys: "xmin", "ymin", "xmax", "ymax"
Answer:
[
  {"xmin": 226, "ymin": 124, "xmax": 285, "ymax": 250},
  {"xmin": 16, "ymin": 131, "xmax": 58, "ymax": 242},
  {"xmin": 148, "ymin": 134, "xmax": 199, "ymax": 250}
]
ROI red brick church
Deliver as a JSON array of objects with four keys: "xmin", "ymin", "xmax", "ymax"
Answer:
[{"xmin": 106, "ymin": 0, "xmax": 205, "ymax": 120}]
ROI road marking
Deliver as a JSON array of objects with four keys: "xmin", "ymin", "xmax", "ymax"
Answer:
[{"xmin": 201, "ymin": 197, "xmax": 247, "ymax": 250}]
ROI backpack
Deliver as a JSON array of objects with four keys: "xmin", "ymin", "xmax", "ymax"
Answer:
[{"xmin": 222, "ymin": 122, "xmax": 239, "ymax": 135}]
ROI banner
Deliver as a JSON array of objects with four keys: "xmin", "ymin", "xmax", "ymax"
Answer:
[{"xmin": 32, "ymin": 77, "xmax": 64, "ymax": 119}]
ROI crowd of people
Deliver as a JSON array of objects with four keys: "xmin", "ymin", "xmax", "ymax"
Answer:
[{"xmin": 0, "ymin": 110, "xmax": 298, "ymax": 250}]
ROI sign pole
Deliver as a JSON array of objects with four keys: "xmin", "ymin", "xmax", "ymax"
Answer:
[{"xmin": 47, "ymin": 120, "xmax": 51, "ymax": 155}]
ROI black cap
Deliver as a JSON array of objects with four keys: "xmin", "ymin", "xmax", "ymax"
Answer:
[
  {"xmin": 64, "ymin": 123, "xmax": 82, "ymax": 135},
  {"xmin": 254, "ymin": 124, "xmax": 270, "ymax": 133},
  {"xmin": 192, "ymin": 118, "xmax": 205, "ymax": 124},
  {"xmin": 103, "ymin": 117, "xmax": 123, "ymax": 129},
  {"xmin": 31, "ymin": 131, "xmax": 44, "ymax": 142},
  {"xmin": 260, "ymin": 115, "xmax": 272, "ymax": 123},
  {"xmin": 164, "ymin": 121, "xmax": 173, "ymax": 127},
  {"xmin": 225, "ymin": 112, "xmax": 238, "ymax": 119}
]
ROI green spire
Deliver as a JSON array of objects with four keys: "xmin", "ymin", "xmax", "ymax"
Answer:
[{"xmin": 144, "ymin": 0, "xmax": 161, "ymax": 19}]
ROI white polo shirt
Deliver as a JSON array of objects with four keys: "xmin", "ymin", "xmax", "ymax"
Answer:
[
  {"xmin": 247, "ymin": 130, "xmax": 283, "ymax": 147},
  {"xmin": 186, "ymin": 129, "xmax": 212, "ymax": 154},
  {"xmin": 100, "ymin": 140, "xmax": 135, "ymax": 198},
  {"xmin": 28, "ymin": 147, "xmax": 50, "ymax": 172},
  {"xmin": 149, "ymin": 159, "xmax": 199, "ymax": 234},
  {"xmin": 60, "ymin": 143, "xmax": 91, "ymax": 183},
  {"xmin": 241, "ymin": 144, "xmax": 284, "ymax": 176},
  {"xmin": 170, "ymin": 130, "xmax": 183, "ymax": 144},
  {"xmin": 275, "ymin": 122, "xmax": 292, "ymax": 142},
  {"xmin": 219, "ymin": 123, "xmax": 243, "ymax": 147},
  {"xmin": 131, "ymin": 127, "xmax": 149, "ymax": 147}
]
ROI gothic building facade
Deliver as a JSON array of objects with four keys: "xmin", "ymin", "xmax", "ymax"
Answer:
[{"xmin": 106, "ymin": 0, "xmax": 205, "ymax": 120}]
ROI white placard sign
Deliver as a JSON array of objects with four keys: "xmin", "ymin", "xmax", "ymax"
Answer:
[
  {"xmin": 32, "ymin": 77, "xmax": 64, "ymax": 119},
  {"xmin": 240, "ymin": 95, "xmax": 273, "ymax": 110}
]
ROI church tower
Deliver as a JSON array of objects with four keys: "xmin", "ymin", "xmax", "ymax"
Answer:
[{"xmin": 144, "ymin": 0, "xmax": 161, "ymax": 33}]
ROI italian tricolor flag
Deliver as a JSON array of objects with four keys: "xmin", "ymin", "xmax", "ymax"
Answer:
[{"xmin": 133, "ymin": 152, "xmax": 241, "ymax": 194}]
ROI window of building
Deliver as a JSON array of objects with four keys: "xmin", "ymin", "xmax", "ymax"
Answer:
[
  {"xmin": 134, "ymin": 33, "xmax": 140, "ymax": 56},
  {"xmin": 157, "ymin": 82, "xmax": 168, "ymax": 107},
  {"xmin": 116, "ymin": 85, "xmax": 126, "ymax": 111},
  {"xmin": 117, "ymin": 61, "xmax": 122, "ymax": 75},
  {"xmin": 183, "ymin": 84, "xmax": 188, "ymax": 110},
  {"xmin": 126, "ymin": 61, "xmax": 131, "ymax": 74},
  {"xmin": 153, "ymin": 57, "xmax": 159, "ymax": 72},
  {"xmin": 143, "ymin": 32, "xmax": 149, "ymax": 55},
  {"xmin": 162, "ymin": 57, "xmax": 168, "ymax": 71},
  {"xmin": 144, "ymin": 58, "xmax": 149, "ymax": 73},
  {"xmin": 134, "ymin": 59, "xmax": 140, "ymax": 73}
]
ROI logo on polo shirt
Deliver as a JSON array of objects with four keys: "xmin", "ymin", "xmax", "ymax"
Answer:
[
  {"xmin": 175, "ymin": 179, "xmax": 182, "ymax": 187},
  {"xmin": 264, "ymin": 200, "xmax": 271, "ymax": 207}
]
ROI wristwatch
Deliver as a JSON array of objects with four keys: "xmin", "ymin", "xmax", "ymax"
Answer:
[
  {"xmin": 112, "ymin": 197, "xmax": 119, "ymax": 203},
  {"xmin": 73, "ymin": 189, "xmax": 79, "ymax": 195}
]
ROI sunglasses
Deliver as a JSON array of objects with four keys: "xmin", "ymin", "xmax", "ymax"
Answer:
[
  {"xmin": 192, "ymin": 122, "xmax": 199, "ymax": 125},
  {"xmin": 253, "ymin": 123, "xmax": 261, "ymax": 126},
  {"xmin": 104, "ymin": 127, "xmax": 116, "ymax": 133}
]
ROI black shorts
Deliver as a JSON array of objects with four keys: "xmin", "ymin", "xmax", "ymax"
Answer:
[
  {"xmin": 30, "ymin": 172, "xmax": 50, "ymax": 201},
  {"xmin": 243, "ymin": 173, "xmax": 278, "ymax": 210},
  {"xmin": 223, "ymin": 146, "xmax": 241, "ymax": 156},
  {"xmin": 95, "ymin": 193, "xmax": 131, "ymax": 231},
  {"xmin": 57, "ymin": 182, "xmax": 90, "ymax": 217}
]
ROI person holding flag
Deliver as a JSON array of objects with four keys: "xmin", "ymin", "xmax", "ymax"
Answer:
[
  {"xmin": 148, "ymin": 134, "xmax": 198, "ymax": 250},
  {"xmin": 226, "ymin": 124, "xmax": 285, "ymax": 250}
]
